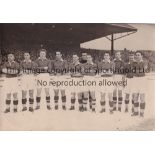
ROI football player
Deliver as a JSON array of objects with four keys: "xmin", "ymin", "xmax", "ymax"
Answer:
[
  {"xmin": 98, "ymin": 52, "xmax": 114, "ymax": 114},
  {"xmin": 132, "ymin": 51, "xmax": 147, "ymax": 117},
  {"xmin": 51, "ymin": 51, "xmax": 68, "ymax": 110},
  {"xmin": 82, "ymin": 54, "xmax": 97, "ymax": 112},
  {"xmin": 124, "ymin": 52, "xmax": 136, "ymax": 113},
  {"xmin": 78, "ymin": 52, "xmax": 88, "ymax": 112},
  {"xmin": 113, "ymin": 51, "xmax": 125, "ymax": 112},
  {"xmin": 69, "ymin": 54, "xmax": 82, "ymax": 110},
  {"xmin": 20, "ymin": 52, "xmax": 37, "ymax": 112},
  {"xmin": 2, "ymin": 53, "xmax": 20, "ymax": 113},
  {"xmin": 35, "ymin": 49, "xmax": 51, "ymax": 110}
]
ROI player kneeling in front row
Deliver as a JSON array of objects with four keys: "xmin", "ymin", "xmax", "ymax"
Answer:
[
  {"xmin": 2, "ymin": 53, "xmax": 20, "ymax": 113},
  {"xmin": 132, "ymin": 52, "xmax": 147, "ymax": 117},
  {"xmin": 20, "ymin": 52, "xmax": 37, "ymax": 112},
  {"xmin": 98, "ymin": 52, "xmax": 114, "ymax": 114}
]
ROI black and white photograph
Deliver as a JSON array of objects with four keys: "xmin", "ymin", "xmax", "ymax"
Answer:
[
  {"xmin": 1, "ymin": 1, "xmax": 155, "ymax": 155},
  {"xmin": 0, "ymin": 23, "xmax": 155, "ymax": 130}
]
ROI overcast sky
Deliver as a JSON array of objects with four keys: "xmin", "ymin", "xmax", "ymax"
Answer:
[{"xmin": 81, "ymin": 24, "xmax": 155, "ymax": 51}]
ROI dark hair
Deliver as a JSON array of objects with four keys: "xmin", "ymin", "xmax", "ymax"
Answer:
[
  {"xmin": 104, "ymin": 52, "xmax": 110, "ymax": 55},
  {"xmin": 115, "ymin": 51, "xmax": 121, "ymax": 54},
  {"xmin": 24, "ymin": 51, "xmax": 30, "ymax": 54},
  {"xmin": 39, "ymin": 49, "xmax": 47, "ymax": 53},
  {"xmin": 136, "ymin": 51, "xmax": 142, "ymax": 55},
  {"xmin": 129, "ymin": 51, "xmax": 135, "ymax": 55}
]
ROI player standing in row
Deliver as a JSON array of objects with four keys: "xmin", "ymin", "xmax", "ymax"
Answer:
[
  {"xmin": 69, "ymin": 54, "xmax": 82, "ymax": 110},
  {"xmin": 98, "ymin": 52, "xmax": 114, "ymax": 114},
  {"xmin": 78, "ymin": 52, "xmax": 88, "ymax": 112},
  {"xmin": 124, "ymin": 52, "xmax": 135, "ymax": 113},
  {"xmin": 35, "ymin": 49, "xmax": 51, "ymax": 110},
  {"xmin": 2, "ymin": 53, "xmax": 20, "ymax": 113},
  {"xmin": 52, "ymin": 51, "xmax": 68, "ymax": 110},
  {"xmin": 20, "ymin": 52, "xmax": 37, "ymax": 112},
  {"xmin": 113, "ymin": 51, "xmax": 125, "ymax": 112},
  {"xmin": 132, "ymin": 52, "xmax": 147, "ymax": 117},
  {"xmin": 82, "ymin": 54, "xmax": 97, "ymax": 112}
]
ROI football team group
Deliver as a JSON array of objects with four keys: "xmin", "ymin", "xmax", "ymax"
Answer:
[{"xmin": 0, "ymin": 49, "xmax": 148, "ymax": 117}]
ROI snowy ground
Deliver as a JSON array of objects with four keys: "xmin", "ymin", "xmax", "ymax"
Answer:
[{"xmin": 0, "ymin": 74, "xmax": 155, "ymax": 131}]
